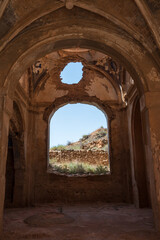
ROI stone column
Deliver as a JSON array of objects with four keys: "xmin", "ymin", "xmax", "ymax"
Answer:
[
  {"xmin": 140, "ymin": 92, "xmax": 160, "ymax": 230},
  {"xmin": 12, "ymin": 137, "xmax": 26, "ymax": 207},
  {"xmin": 25, "ymin": 110, "xmax": 37, "ymax": 206},
  {"xmin": 0, "ymin": 94, "xmax": 13, "ymax": 233}
]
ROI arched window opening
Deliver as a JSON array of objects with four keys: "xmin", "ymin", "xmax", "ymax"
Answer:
[
  {"xmin": 48, "ymin": 103, "xmax": 110, "ymax": 175},
  {"xmin": 60, "ymin": 62, "xmax": 83, "ymax": 84}
]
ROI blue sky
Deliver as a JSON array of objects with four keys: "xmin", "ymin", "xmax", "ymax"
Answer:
[
  {"xmin": 61, "ymin": 62, "xmax": 83, "ymax": 84},
  {"xmin": 50, "ymin": 63, "xmax": 108, "ymax": 147}
]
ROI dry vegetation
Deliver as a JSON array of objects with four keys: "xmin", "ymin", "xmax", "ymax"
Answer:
[
  {"xmin": 49, "ymin": 158, "xmax": 109, "ymax": 175},
  {"xmin": 49, "ymin": 127, "xmax": 109, "ymax": 175}
]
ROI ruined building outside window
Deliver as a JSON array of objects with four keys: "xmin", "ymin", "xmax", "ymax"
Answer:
[{"xmin": 48, "ymin": 103, "xmax": 110, "ymax": 175}]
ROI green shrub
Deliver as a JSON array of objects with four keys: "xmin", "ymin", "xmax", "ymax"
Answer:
[
  {"xmin": 80, "ymin": 134, "xmax": 89, "ymax": 141},
  {"xmin": 50, "ymin": 145, "xmax": 66, "ymax": 150},
  {"xmin": 67, "ymin": 141, "xmax": 72, "ymax": 146},
  {"xmin": 66, "ymin": 145, "xmax": 81, "ymax": 151},
  {"xmin": 96, "ymin": 131, "xmax": 107, "ymax": 139}
]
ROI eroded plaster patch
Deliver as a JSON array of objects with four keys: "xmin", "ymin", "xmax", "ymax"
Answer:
[
  {"xmin": 36, "ymin": 83, "xmax": 68, "ymax": 102},
  {"xmin": 85, "ymin": 77, "xmax": 118, "ymax": 101}
]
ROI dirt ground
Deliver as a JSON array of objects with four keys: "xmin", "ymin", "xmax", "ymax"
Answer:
[{"xmin": 2, "ymin": 203, "xmax": 160, "ymax": 240}]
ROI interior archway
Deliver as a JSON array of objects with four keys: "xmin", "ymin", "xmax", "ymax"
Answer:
[
  {"xmin": 0, "ymin": 3, "xmax": 160, "ymax": 236},
  {"xmin": 3, "ymin": 32, "xmax": 151, "ymax": 97}
]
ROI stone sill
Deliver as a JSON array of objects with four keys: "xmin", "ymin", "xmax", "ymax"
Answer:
[{"xmin": 47, "ymin": 169, "xmax": 111, "ymax": 177}]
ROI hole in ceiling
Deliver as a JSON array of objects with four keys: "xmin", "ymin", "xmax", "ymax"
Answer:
[{"xmin": 60, "ymin": 62, "xmax": 83, "ymax": 84}]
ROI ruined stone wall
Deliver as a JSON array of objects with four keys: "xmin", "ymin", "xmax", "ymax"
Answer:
[
  {"xmin": 49, "ymin": 150, "xmax": 109, "ymax": 167},
  {"xmin": 20, "ymin": 52, "xmax": 132, "ymax": 205},
  {"xmin": 1, "ymin": 49, "xmax": 133, "ymax": 207}
]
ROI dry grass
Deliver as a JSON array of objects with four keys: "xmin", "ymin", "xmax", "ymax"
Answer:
[{"xmin": 49, "ymin": 159, "xmax": 109, "ymax": 175}]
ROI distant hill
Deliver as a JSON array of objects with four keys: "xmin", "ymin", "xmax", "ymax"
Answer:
[{"xmin": 51, "ymin": 127, "xmax": 108, "ymax": 151}]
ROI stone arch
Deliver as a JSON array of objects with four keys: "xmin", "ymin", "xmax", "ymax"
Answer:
[
  {"xmin": 44, "ymin": 98, "xmax": 115, "ymax": 173},
  {"xmin": 44, "ymin": 98, "xmax": 114, "ymax": 122},
  {"xmin": 0, "ymin": 2, "xmax": 156, "ymax": 56},
  {"xmin": 0, "ymin": 0, "xmax": 160, "ymax": 235},
  {"xmin": 0, "ymin": 3, "xmax": 160, "ymax": 233},
  {"xmin": 2, "ymin": 35, "xmax": 149, "ymax": 97},
  {"xmin": 1, "ymin": 5, "xmax": 159, "ymax": 96}
]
